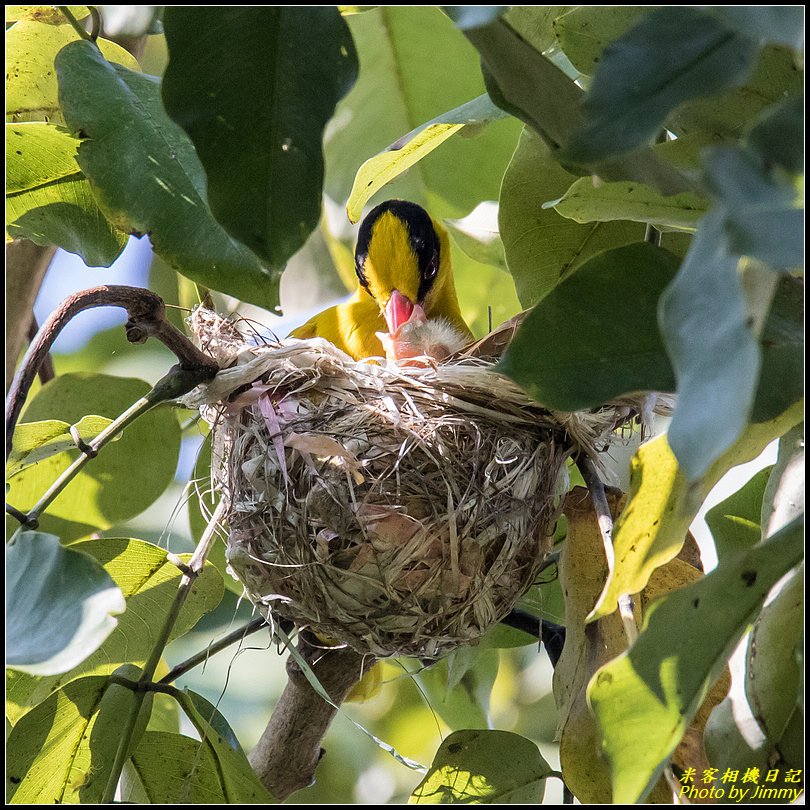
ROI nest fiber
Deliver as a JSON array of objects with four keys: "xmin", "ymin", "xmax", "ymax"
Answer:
[{"xmin": 186, "ymin": 310, "xmax": 625, "ymax": 658}]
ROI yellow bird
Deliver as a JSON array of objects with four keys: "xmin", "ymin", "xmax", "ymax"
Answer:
[{"xmin": 291, "ymin": 200, "xmax": 473, "ymax": 360}]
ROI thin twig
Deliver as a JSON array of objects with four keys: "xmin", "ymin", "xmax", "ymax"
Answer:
[
  {"xmin": 88, "ymin": 6, "xmax": 102, "ymax": 41},
  {"xmin": 58, "ymin": 6, "xmax": 93, "ymax": 41},
  {"xmin": 159, "ymin": 616, "xmax": 273, "ymax": 684},
  {"xmin": 101, "ymin": 500, "xmax": 227, "ymax": 802},
  {"xmin": 577, "ymin": 455, "xmax": 637, "ymax": 644},
  {"xmin": 7, "ymin": 395, "xmax": 153, "ymax": 530}
]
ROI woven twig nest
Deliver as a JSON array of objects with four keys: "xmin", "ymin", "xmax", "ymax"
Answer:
[{"xmin": 185, "ymin": 309, "xmax": 631, "ymax": 658}]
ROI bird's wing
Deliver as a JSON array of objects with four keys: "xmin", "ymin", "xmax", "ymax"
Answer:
[{"xmin": 288, "ymin": 295, "xmax": 386, "ymax": 360}]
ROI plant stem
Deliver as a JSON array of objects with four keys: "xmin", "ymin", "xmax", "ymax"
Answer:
[
  {"xmin": 88, "ymin": 6, "xmax": 102, "ymax": 41},
  {"xmin": 576, "ymin": 455, "xmax": 638, "ymax": 644},
  {"xmin": 59, "ymin": 6, "xmax": 93, "ymax": 41},
  {"xmin": 6, "ymin": 284, "xmax": 219, "ymax": 459},
  {"xmin": 101, "ymin": 500, "xmax": 227, "ymax": 802},
  {"xmin": 159, "ymin": 616, "xmax": 272, "ymax": 684},
  {"xmin": 13, "ymin": 395, "xmax": 154, "ymax": 528}
]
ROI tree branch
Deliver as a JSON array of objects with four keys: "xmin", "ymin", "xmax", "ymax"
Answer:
[
  {"xmin": 5, "ymin": 285, "xmax": 219, "ymax": 458},
  {"xmin": 5, "ymin": 240, "xmax": 56, "ymax": 393},
  {"xmin": 27, "ymin": 318, "xmax": 55, "ymax": 386},
  {"xmin": 248, "ymin": 636, "xmax": 369, "ymax": 801}
]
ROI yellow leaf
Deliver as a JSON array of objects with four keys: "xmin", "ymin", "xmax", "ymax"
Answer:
[{"xmin": 588, "ymin": 400, "xmax": 803, "ymax": 621}]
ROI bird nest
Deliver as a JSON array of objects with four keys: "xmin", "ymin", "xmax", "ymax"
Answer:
[{"xmin": 184, "ymin": 308, "xmax": 631, "ymax": 659}]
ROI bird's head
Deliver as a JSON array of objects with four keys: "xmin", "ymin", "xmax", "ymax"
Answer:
[{"xmin": 354, "ymin": 200, "xmax": 455, "ymax": 335}]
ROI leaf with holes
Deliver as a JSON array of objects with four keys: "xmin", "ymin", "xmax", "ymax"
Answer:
[{"xmin": 412, "ymin": 729, "xmax": 551, "ymax": 803}]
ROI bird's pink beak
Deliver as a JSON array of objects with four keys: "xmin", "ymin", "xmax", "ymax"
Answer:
[{"xmin": 384, "ymin": 289, "xmax": 417, "ymax": 334}]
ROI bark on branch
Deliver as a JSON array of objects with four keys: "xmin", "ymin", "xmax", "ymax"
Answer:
[
  {"xmin": 5, "ymin": 284, "xmax": 219, "ymax": 457},
  {"xmin": 6, "ymin": 239, "xmax": 56, "ymax": 392},
  {"xmin": 248, "ymin": 637, "xmax": 370, "ymax": 801}
]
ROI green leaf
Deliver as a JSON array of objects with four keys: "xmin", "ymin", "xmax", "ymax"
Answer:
[
  {"xmin": 324, "ymin": 6, "xmax": 521, "ymax": 219},
  {"xmin": 442, "ymin": 6, "xmax": 506, "ymax": 31},
  {"xmin": 6, "ymin": 6, "xmax": 90, "ymax": 24},
  {"xmin": 145, "ymin": 688, "xmax": 180, "ymax": 735},
  {"xmin": 551, "ymin": 6, "xmax": 649, "ymax": 76},
  {"xmin": 7, "ymin": 532, "xmax": 125, "ymax": 675},
  {"xmin": 706, "ymin": 7, "xmax": 806, "ymax": 51},
  {"xmin": 6, "ymin": 374, "xmax": 181, "ymax": 541},
  {"xmin": 463, "ymin": 17, "xmax": 583, "ymax": 151},
  {"xmin": 499, "ymin": 127, "xmax": 643, "ymax": 307},
  {"xmin": 501, "ymin": 6, "xmax": 574, "ymax": 57},
  {"xmin": 719, "ymin": 153, "xmax": 802, "ymax": 270},
  {"xmin": 552, "ymin": 178, "xmax": 708, "ymax": 231},
  {"xmin": 466, "ymin": 13, "xmax": 692, "ymax": 193},
  {"xmin": 703, "ymin": 146, "xmax": 802, "ymax": 270},
  {"xmin": 5, "ymin": 122, "xmax": 128, "ymax": 264},
  {"xmin": 162, "ymin": 8, "xmax": 357, "ymax": 269},
  {"xmin": 415, "ymin": 649, "xmax": 499, "ymax": 730},
  {"xmin": 176, "ymin": 689, "xmax": 276, "ymax": 803},
  {"xmin": 7, "ymin": 415, "xmax": 115, "ymax": 478},
  {"xmin": 705, "ymin": 466, "xmax": 772, "ymax": 561},
  {"xmin": 55, "ymin": 40, "xmax": 280, "ymax": 310},
  {"xmin": 588, "ymin": 517, "xmax": 803, "ymax": 804},
  {"xmin": 659, "ymin": 210, "xmax": 761, "ymax": 481},
  {"xmin": 6, "ymin": 538, "xmax": 224, "ymax": 720},
  {"xmin": 499, "ymin": 242, "xmax": 678, "ymax": 411},
  {"xmin": 347, "ymin": 93, "xmax": 508, "ymax": 223},
  {"xmin": 751, "ymin": 275, "xmax": 804, "ymax": 422},
  {"xmin": 122, "ymin": 731, "xmax": 228, "ymax": 803},
  {"xmin": 761, "ymin": 422, "xmax": 804, "ymax": 537},
  {"xmin": 5, "ymin": 122, "xmax": 79, "ymax": 191},
  {"xmin": 6, "ymin": 21, "xmax": 140, "ymax": 124},
  {"xmin": 746, "ymin": 566, "xmax": 803, "ymax": 745},
  {"xmin": 588, "ymin": 401, "xmax": 803, "ymax": 622},
  {"xmin": 411, "ymin": 729, "xmax": 551, "ymax": 803},
  {"xmin": 6, "ymin": 668, "xmax": 143, "ymax": 804},
  {"xmin": 667, "ymin": 45, "xmax": 804, "ymax": 142},
  {"xmin": 564, "ymin": 7, "xmax": 759, "ymax": 164},
  {"xmin": 183, "ymin": 691, "xmax": 244, "ymax": 753},
  {"xmin": 747, "ymin": 96, "xmax": 804, "ymax": 175}
]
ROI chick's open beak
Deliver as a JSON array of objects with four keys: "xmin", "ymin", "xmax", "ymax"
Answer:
[{"xmin": 383, "ymin": 289, "xmax": 418, "ymax": 334}]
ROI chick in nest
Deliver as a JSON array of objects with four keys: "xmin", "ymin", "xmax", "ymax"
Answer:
[{"xmin": 377, "ymin": 304, "xmax": 470, "ymax": 364}]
